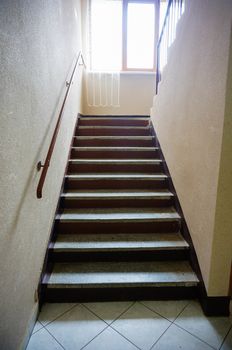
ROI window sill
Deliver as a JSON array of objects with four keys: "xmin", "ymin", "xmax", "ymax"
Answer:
[
  {"xmin": 120, "ymin": 70, "xmax": 156, "ymax": 75},
  {"xmin": 87, "ymin": 70, "xmax": 157, "ymax": 76}
]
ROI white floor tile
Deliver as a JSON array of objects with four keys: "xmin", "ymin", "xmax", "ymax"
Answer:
[
  {"xmin": 83, "ymin": 301, "xmax": 133, "ymax": 324},
  {"xmin": 32, "ymin": 321, "xmax": 43, "ymax": 334},
  {"xmin": 221, "ymin": 326, "xmax": 232, "ymax": 350},
  {"xmin": 111, "ymin": 302, "xmax": 171, "ymax": 350},
  {"xmin": 152, "ymin": 323, "xmax": 213, "ymax": 350},
  {"xmin": 83, "ymin": 326, "xmax": 138, "ymax": 350},
  {"xmin": 38, "ymin": 303, "xmax": 77, "ymax": 325},
  {"xmin": 140, "ymin": 300, "xmax": 189, "ymax": 321},
  {"xmin": 174, "ymin": 301, "xmax": 232, "ymax": 349},
  {"xmin": 26, "ymin": 328, "xmax": 63, "ymax": 350},
  {"xmin": 46, "ymin": 304, "xmax": 107, "ymax": 349}
]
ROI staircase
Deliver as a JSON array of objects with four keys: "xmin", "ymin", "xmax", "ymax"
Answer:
[{"xmin": 41, "ymin": 115, "xmax": 199, "ymax": 302}]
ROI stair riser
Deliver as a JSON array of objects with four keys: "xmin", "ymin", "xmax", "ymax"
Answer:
[
  {"xmin": 70, "ymin": 150, "xmax": 159, "ymax": 159},
  {"xmin": 60, "ymin": 198, "xmax": 174, "ymax": 209},
  {"xmin": 42, "ymin": 286, "xmax": 198, "ymax": 303},
  {"xmin": 75, "ymin": 128, "xmax": 151, "ymax": 136},
  {"xmin": 68, "ymin": 163, "xmax": 163, "ymax": 173},
  {"xmin": 49, "ymin": 250, "xmax": 189, "ymax": 262},
  {"xmin": 78, "ymin": 119, "xmax": 149, "ymax": 127},
  {"xmin": 74, "ymin": 139, "xmax": 155, "ymax": 147},
  {"xmin": 56, "ymin": 221, "xmax": 180, "ymax": 234},
  {"xmin": 65, "ymin": 179, "xmax": 168, "ymax": 190}
]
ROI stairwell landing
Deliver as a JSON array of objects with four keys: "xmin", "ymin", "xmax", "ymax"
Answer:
[{"xmin": 41, "ymin": 115, "xmax": 199, "ymax": 302}]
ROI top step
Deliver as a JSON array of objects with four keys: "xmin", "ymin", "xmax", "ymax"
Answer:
[{"xmin": 79, "ymin": 116, "xmax": 150, "ymax": 127}]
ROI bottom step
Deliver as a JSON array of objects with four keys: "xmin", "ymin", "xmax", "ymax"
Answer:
[{"xmin": 42, "ymin": 261, "xmax": 199, "ymax": 302}]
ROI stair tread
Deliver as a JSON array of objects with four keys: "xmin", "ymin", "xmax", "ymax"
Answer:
[
  {"xmin": 78, "ymin": 126, "xmax": 150, "ymax": 129},
  {"xmin": 56, "ymin": 207, "xmax": 180, "ymax": 222},
  {"xmin": 69, "ymin": 159, "xmax": 162, "ymax": 164},
  {"xmin": 61, "ymin": 189, "xmax": 174, "ymax": 199},
  {"xmin": 52, "ymin": 232, "xmax": 189, "ymax": 251},
  {"xmin": 72, "ymin": 146, "xmax": 158, "ymax": 151},
  {"xmin": 79, "ymin": 117, "xmax": 149, "ymax": 121},
  {"xmin": 46, "ymin": 261, "xmax": 199, "ymax": 288},
  {"xmin": 75, "ymin": 136, "xmax": 154, "ymax": 140},
  {"xmin": 66, "ymin": 173, "xmax": 167, "ymax": 179}
]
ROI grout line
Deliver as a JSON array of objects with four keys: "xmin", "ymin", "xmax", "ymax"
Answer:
[
  {"xmin": 42, "ymin": 303, "xmax": 107, "ymax": 350},
  {"xmin": 172, "ymin": 301, "xmax": 191, "ymax": 321},
  {"xmin": 31, "ymin": 320, "xmax": 45, "ymax": 335},
  {"xmin": 109, "ymin": 325, "xmax": 142, "ymax": 350},
  {"xmin": 147, "ymin": 301, "xmax": 192, "ymax": 350},
  {"xmin": 80, "ymin": 324, "xmax": 110, "ymax": 350},
  {"xmin": 136, "ymin": 301, "xmax": 175, "ymax": 350},
  {"xmin": 138, "ymin": 301, "xmax": 171, "ymax": 322},
  {"xmin": 39, "ymin": 303, "xmax": 79, "ymax": 327},
  {"xmin": 82, "ymin": 301, "xmax": 141, "ymax": 349},
  {"xmin": 81, "ymin": 303, "xmax": 111, "ymax": 326},
  {"xmin": 80, "ymin": 301, "xmax": 138, "ymax": 349},
  {"xmin": 42, "ymin": 327, "xmax": 66, "ymax": 350},
  {"xmin": 149, "ymin": 321, "xmax": 173, "ymax": 350},
  {"xmin": 219, "ymin": 322, "xmax": 232, "ymax": 349},
  {"xmin": 170, "ymin": 301, "xmax": 217, "ymax": 350},
  {"xmin": 107, "ymin": 301, "xmax": 136, "ymax": 325},
  {"xmin": 138, "ymin": 300, "xmax": 189, "ymax": 323},
  {"xmin": 172, "ymin": 323, "xmax": 217, "ymax": 350},
  {"xmin": 82, "ymin": 300, "xmax": 135, "ymax": 326}
]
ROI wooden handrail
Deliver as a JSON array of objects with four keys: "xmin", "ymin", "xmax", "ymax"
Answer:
[{"xmin": 36, "ymin": 52, "xmax": 85, "ymax": 199}]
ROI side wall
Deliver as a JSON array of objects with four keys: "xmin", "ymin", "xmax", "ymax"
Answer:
[
  {"xmin": 0, "ymin": 1, "xmax": 83, "ymax": 348},
  {"xmin": 151, "ymin": 0, "xmax": 232, "ymax": 295},
  {"xmin": 208, "ymin": 32, "xmax": 232, "ymax": 295}
]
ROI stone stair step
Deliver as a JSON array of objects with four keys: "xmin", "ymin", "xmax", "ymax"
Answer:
[
  {"xmin": 56, "ymin": 207, "xmax": 181, "ymax": 234},
  {"xmin": 73, "ymin": 136, "xmax": 155, "ymax": 147},
  {"xmin": 71, "ymin": 146, "xmax": 159, "ymax": 159},
  {"xmin": 68, "ymin": 158, "xmax": 162, "ymax": 164},
  {"xmin": 61, "ymin": 189, "xmax": 173, "ymax": 199},
  {"xmin": 65, "ymin": 173, "xmax": 168, "ymax": 190},
  {"xmin": 68, "ymin": 159, "xmax": 163, "ymax": 173},
  {"xmin": 60, "ymin": 189, "xmax": 174, "ymax": 208},
  {"xmin": 78, "ymin": 117, "xmax": 149, "ymax": 127},
  {"xmin": 56, "ymin": 207, "xmax": 180, "ymax": 223},
  {"xmin": 52, "ymin": 232, "xmax": 189, "ymax": 252},
  {"xmin": 50, "ymin": 232, "xmax": 189, "ymax": 262},
  {"xmin": 75, "ymin": 126, "xmax": 151, "ymax": 136},
  {"xmin": 44, "ymin": 260, "xmax": 199, "ymax": 288}
]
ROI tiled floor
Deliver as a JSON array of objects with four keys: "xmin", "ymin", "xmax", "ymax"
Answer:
[{"xmin": 27, "ymin": 300, "xmax": 232, "ymax": 350}]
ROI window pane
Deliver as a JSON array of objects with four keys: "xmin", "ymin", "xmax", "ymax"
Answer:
[
  {"xmin": 127, "ymin": 3, "xmax": 155, "ymax": 69},
  {"xmin": 91, "ymin": 0, "xmax": 122, "ymax": 71}
]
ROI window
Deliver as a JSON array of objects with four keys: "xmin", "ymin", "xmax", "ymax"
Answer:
[
  {"xmin": 90, "ymin": 0, "xmax": 159, "ymax": 71},
  {"xmin": 90, "ymin": 0, "xmax": 122, "ymax": 71}
]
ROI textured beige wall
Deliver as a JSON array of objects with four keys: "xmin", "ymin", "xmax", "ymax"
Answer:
[
  {"xmin": 0, "ymin": 1, "xmax": 83, "ymax": 349},
  {"xmin": 83, "ymin": 72, "xmax": 156, "ymax": 115},
  {"xmin": 151, "ymin": 0, "xmax": 232, "ymax": 295},
  {"xmin": 208, "ymin": 33, "xmax": 232, "ymax": 295}
]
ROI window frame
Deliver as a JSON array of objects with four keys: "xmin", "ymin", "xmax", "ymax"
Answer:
[
  {"xmin": 89, "ymin": 0, "xmax": 160, "ymax": 72},
  {"xmin": 122, "ymin": 0, "xmax": 160, "ymax": 72}
]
